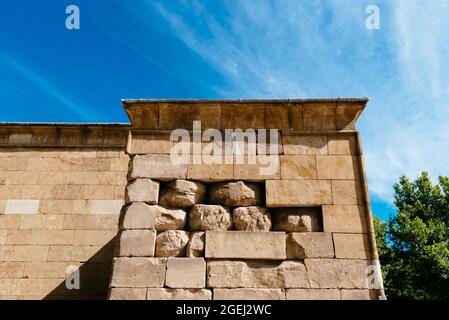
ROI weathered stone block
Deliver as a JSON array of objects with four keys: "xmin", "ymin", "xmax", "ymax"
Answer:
[
  {"xmin": 266, "ymin": 180, "xmax": 332, "ymax": 207},
  {"xmin": 328, "ymin": 135, "xmax": 357, "ymax": 155},
  {"xmin": 130, "ymin": 154, "xmax": 187, "ymax": 180},
  {"xmin": 189, "ymin": 205, "xmax": 232, "ymax": 231},
  {"xmin": 109, "ymin": 288, "xmax": 146, "ymax": 300},
  {"xmin": 213, "ymin": 289, "xmax": 285, "ymax": 300},
  {"xmin": 208, "ymin": 181, "xmax": 263, "ymax": 206},
  {"xmin": 322, "ymin": 205, "xmax": 368, "ymax": 233},
  {"xmin": 186, "ymin": 231, "xmax": 205, "ymax": 257},
  {"xmin": 117, "ymin": 230, "xmax": 156, "ymax": 257},
  {"xmin": 280, "ymin": 155, "xmax": 317, "ymax": 179},
  {"xmin": 121, "ymin": 203, "xmax": 186, "ymax": 231},
  {"xmin": 283, "ymin": 135, "xmax": 327, "ymax": 155},
  {"xmin": 233, "ymin": 155, "xmax": 280, "ymax": 181},
  {"xmin": 166, "ymin": 258, "xmax": 206, "ymax": 288},
  {"xmin": 286, "ymin": 289, "xmax": 341, "ymax": 300},
  {"xmin": 159, "ymin": 103, "xmax": 221, "ymax": 129},
  {"xmin": 316, "ymin": 155, "xmax": 357, "ymax": 180},
  {"xmin": 205, "ymin": 231, "xmax": 286, "ymax": 260},
  {"xmin": 287, "ymin": 233, "xmax": 334, "ymax": 259},
  {"xmin": 341, "ymin": 289, "xmax": 380, "ymax": 300},
  {"xmin": 271, "ymin": 207, "xmax": 322, "ymax": 232},
  {"xmin": 331, "ymin": 180, "xmax": 363, "ymax": 205},
  {"xmin": 207, "ymin": 260, "xmax": 309, "ymax": 288},
  {"xmin": 159, "ymin": 180, "xmax": 206, "ymax": 207},
  {"xmin": 110, "ymin": 257, "xmax": 166, "ymax": 287},
  {"xmin": 126, "ymin": 178, "xmax": 159, "ymax": 203},
  {"xmin": 233, "ymin": 206, "xmax": 271, "ymax": 231},
  {"xmin": 305, "ymin": 259, "xmax": 370, "ymax": 289},
  {"xmin": 333, "ymin": 233, "xmax": 371, "ymax": 259},
  {"xmin": 187, "ymin": 156, "xmax": 234, "ymax": 182},
  {"xmin": 128, "ymin": 133, "xmax": 173, "ymax": 154},
  {"xmin": 147, "ymin": 288, "xmax": 212, "ymax": 300},
  {"xmin": 155, "ymin": 230, "xmax": 189, "ymax": 257},
  {"xmin": 303, "ymin": 104, "xmax": 336, "ymax": 131},
  {"xmin": 221, "ymin": 104, "xmax": 265, "ymax": 129}
]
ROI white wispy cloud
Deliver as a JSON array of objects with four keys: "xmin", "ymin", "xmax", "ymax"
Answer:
[
  {"xmin": 0, "ymin": 50, "xmax": 102, "ymax": 121},
  {"xmin": 149, "ymin": 0, "xmax": 449, "ymax": 204}
]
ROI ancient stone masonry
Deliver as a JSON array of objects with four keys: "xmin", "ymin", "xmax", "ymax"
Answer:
[
  {"xmin": 0, "ymin": 99, "xmax": 384, "ymax": 300},
  {"xmin": 108, "ymin": 99, "xmax": 385, "ymax": 300}
]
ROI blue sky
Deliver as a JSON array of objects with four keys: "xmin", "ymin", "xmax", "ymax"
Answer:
[{"xmin": 1, "ymin": 0, "xmax": 448, "ymax": 221}]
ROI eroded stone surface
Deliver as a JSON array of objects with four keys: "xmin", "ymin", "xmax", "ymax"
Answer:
[
  {"xmin": 166, "ymin": 258, "xmax": 206, "ymax": 288},
  {"xmin": 287, "ymin": 233, "xmax": 334, "ymax": 259},
  {"xmin": 126, "ymin": 179, "xmax": 159, "ymax": 203},
  {"xmin": 109, "ymin": 288, "xmax": 147, "ymax": 300},
  {"xmin": 159, "ymin": 180, "xmax": 206, "ymax": 207},
  {"xmin": 186, "ymin": 231, "xmax": 205, "ymax": 257},
  {"xmin": 305, "ymin": 259, "xmax": 370, "ymax": 289},
  {"xmin": 208, "ymin": 181, "xmax": 263, "ymax": 206},
  {"xmin": 110, "ymin": 257, "xmax": 166, "ymax": 288},
  {"xmin": 188, "ymin": 205, "xmax": 232, "ymax": 231},
  {"xmin": 117, "ymin": 230, "xmax": 156, "ymax": 257},
  {"xmin": 207, "ymin": 260, "xmax": 310, "ymax": 288},
  {"xmin": 272, "ymin": 207, "xmax": 321, "ymax": 232},
  {"xmin": 155, "ymin": 230, "xmax": 190, "ymax": 257},
  {"xmin": 286, "ymin": 289, "xmax": 340, "ymax": 300},
  {"xmin": 233, "ymin": 206, "xmax": 271, "ymax": 231},
  {"xmin": 121, "ymin": 203, "xmax": 186, "ymax": 231}
]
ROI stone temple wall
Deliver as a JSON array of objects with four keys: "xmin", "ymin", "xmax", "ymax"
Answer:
[
  {"xmin": 0, "ymin": 125, "xmax": 129, "ymax": 299},
  {"xmin": 0, "ymin": 99, "xmax": 383, "ymax": 300},
  {"xmin": 108, "ymin": 99, "xmax": 384, "ymax": 300}
]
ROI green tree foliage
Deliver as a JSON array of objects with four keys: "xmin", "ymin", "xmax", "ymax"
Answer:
[{"xmin": 374, "ymin": 172, "xmax": 449, "ymax": 299}]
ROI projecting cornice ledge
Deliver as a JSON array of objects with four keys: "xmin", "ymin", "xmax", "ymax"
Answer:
[{"xmin": 122, "ymin": 98, "xmax": 367, "ymax": 131}]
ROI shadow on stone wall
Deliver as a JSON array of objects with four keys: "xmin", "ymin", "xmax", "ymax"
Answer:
[{"xmin": 44, "ymin": 237, "xmax": 116, "ymax": 300}]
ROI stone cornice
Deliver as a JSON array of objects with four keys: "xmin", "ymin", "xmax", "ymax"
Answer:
[
  {"xmin": 0, "ymin": 124, "xmax": 129, "ymax": 147},
  {"xmin": 122, "ymin": 98, "xmax": 367, "ymax": 131}
]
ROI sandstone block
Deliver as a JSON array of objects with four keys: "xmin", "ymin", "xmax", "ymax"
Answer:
[
  {"xmin": 221, "ymin": 104, "xmax": 265, "ymax": 129},
  {"xmin": 280, "ymin": 155, "xmax": 317, "ymax": 179},
  {"xmin": 303, "ymin": 103, "xmax": 336, "ymax": 131},
  {"xmin": 316, "ymin": 155, "xmax": 357, "ymax": 180},
  {"xmin": 341, "ymin": 289, "xmax": 380, "ymax": 300},
  {"xmin": 187, "ymin": 160, "xmax": 234, "ymax": 182},
  {"xmin": 117, "ymin": 230, "xmax": 156, "ymax": 257},
  {"xmin": 208, "ymin": 181, "xmax": 263, "ymax": 206},
  {"xmin": 110, "ymin": 257, "xmax": 166, "ymax": 287},
  {"xmin": 159, "ymin": 103, "xmax": 221, "ymax": 129},
  {"xmin": 130, "ymin": 154, "xmax": 187, "ymax": 181},
  {"xmin": 207, "ymin": 260, "xmax": 309, "ymax": 288},
  {"xmin": 283, "ymin": 135, "xmax": 327, "ymax": 155},
  {"xmin": 333, "ymin": 233, "xmax": 371, "ymax": 259},
  {"xmin": 4, "ymin": 200, "xmax": 39, "ymax": 215},
  {"xmin": 287, "ymin": 233, "xmax": 334, "ymax": 259},
  {"xmin": 305, "ymin": 259, "xmax": 370, "ymax": 289},
  {"xmin": 332, "ymin": 180, "xmax": 363, "ymax": 205},
  {"xmin": 328, "ymin": 135, "xmax": 357, "ymax": 155},
  {"xmin": 121, "ymin": 203, "xmax": 186, "ymax": 231},
  {"xmin": 166, "ymin": 258, "xmax": 206, "ymax": 288},
  {"xmin": 266, "ymin": 180, "xmax": 332, "ymax": 207},
  {"xmin": 213, "ymin": 289, "xmax": 285, "ymax": 300},
  {"xmin": 126, "ymin": 179, "xmax": 159, "ymax": 203},
  {"xmin": 322, "ymin": 205, "xmax": 367, "ymax": 233},
  {"xmin": 128, "ymin": 133, "xmax": 173, "ymax": 154},
  {"xmin": 189, "ymin": 205, "xmax": 232, "ymax": 231},
  {"xmin": 286, "ymin": 289, "xmax": 341, "ymax": 300},
  {"xmin": 205, "ymin": 231, "xmax": 286, "ymax": 260},
  {"xmin": 159, "ymin": 180, "xmax": 206, "ymax": 207},
  {"xmin": 233, "ymin": 206, "xmax": 271, "ymax": 231},
  {"xmin": 233, "ymin": 155, "xmax": 280, "ymax": 181},
  {"xmin": 147, "ymin": 288, "xmax": 212, "ymax": 300},
  {"xmin": 155, "ymin": 230, "xmax": 189, "ymax": 257},
  {"xmin": 186, "ymin": 231, "xmax": 205, "ymax": 257},
  {"xmin": 109, "ymin": 288, "xmax": 146, "ymax": 300},
  {"xmin": 271, "ymin": 207, "xmax": 322, "ymax": 232}
]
